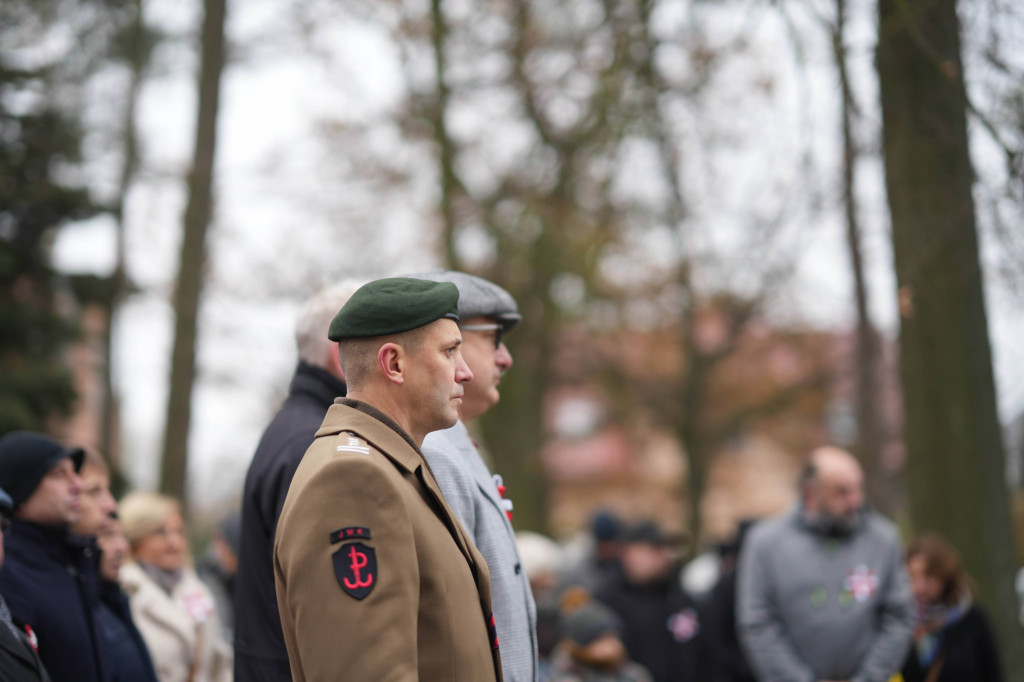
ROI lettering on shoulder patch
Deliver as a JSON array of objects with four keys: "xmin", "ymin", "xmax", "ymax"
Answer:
[
  {"xmin": 330, "ymin": 526, "xmax": 371, "ymax": 544},
  {"xmin": 336, "ymin": 432, "xmax": 370, "ymax": 455}
]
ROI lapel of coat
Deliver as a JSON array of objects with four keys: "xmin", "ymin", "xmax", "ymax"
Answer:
[
  {"xmin": 465, "ymin": 444, "xmax": 510, "ymax": 524},
  {"xmin": 415, "ymin": 463, "xmax": 492, "ymax": 601},
  {"xmin": 0, "ymin": 623, "xmax": 40, "ymax": 672}
]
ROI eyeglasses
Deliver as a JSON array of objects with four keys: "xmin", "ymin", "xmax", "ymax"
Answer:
[{"xmin": 459, "ymin": 323, "xmax": 505, "ymax": 350}]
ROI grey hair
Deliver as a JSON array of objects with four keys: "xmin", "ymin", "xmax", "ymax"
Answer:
[{"xmin": 295, "ymin": 280, "xmax": 363, "ymax": 366}]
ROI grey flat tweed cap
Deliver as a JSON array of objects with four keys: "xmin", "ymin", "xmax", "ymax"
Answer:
[{"xmin": 405, "ymin": 270, "xmax": 521, "ymax": 332}]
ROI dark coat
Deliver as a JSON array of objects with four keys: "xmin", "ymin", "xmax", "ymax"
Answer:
[
  {"xmin": 595, "ymin": 566, "xmax": 706, "ymax": 682},
  {"xmin": 701, "ymin": 569, "xmax": 756, "ymax": 682},
  {"xmin": 0, "ymin": 521, "xmax": 109, "ymax": 682},
  {"xmin": 0, "ymin": 596, "xmax": 51, "ymax": 682},
  {"xmin": 901, "ymin": 606, "xmax": 1002, "ymax": 682},
  {"xmin": 96, "ymin": 580, "xmax": 159, "ymax": 682},
  {"xmin": 233, "ymin": 362, "xmax": 346, "ymax": 682}
]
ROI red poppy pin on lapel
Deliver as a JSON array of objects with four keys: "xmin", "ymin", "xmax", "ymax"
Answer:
[{"xmin": 492, "ymin": 474, "xmax": 513, "ymax": 522}]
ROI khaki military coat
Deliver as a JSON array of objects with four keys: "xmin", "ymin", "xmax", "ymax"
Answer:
[{"xmin": 274, "ymin": 399, "xmax": 503, "ymax": 682}]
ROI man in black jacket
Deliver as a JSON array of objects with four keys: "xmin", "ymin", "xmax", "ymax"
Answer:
[
  {"xmin": 0, "ymin": 432, "xmax": 109, "ymax": 682},
  {"xmin": 233, "ymin": 281, "xmax": 358, "ymax": 681},
  {"xmin": 595, "ymin": 520, "xmax": 706, "ymax": 682},
  {"xmin": 95, "ymin": 511, "xmax": 159, "ymax": 682},
  {"xmin": 0, "ymin": 484, "xmax": 51, "ymax": 682}
]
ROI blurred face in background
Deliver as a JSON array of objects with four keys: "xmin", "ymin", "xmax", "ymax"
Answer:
[
  {"xmin": 97, "ymin": 517, "xmax": 130, "ymax": 582},
  {"xmin": 570, "ymin": 632, "xmax": 627, "ymax": 669},
  {"xmin": 908, "ymin": 555, "xmax": 945, "ymax": 605},
  {"xmin": 132, "ymin": 509, "xmax": 188, "ymax": 572},
  {"xmin": 620, "ymin": 542, "xmax": 673, "ymax": 585},
  {"xmin": 72, "ymin": 463, "xmax": 116, "ymax": 537},
  {"xmin": 16, "ymin": 458, "xmax": 82, "ymax": 526},
  {"xmin": 211, "ymin": 534, "xmax": 239, "ymax": 577},
  {"xmin": 805, "ymin": 448, "xmax": 865, "ymax": 533},
  {"xmin": 816, "ymin": 469, "xmax": 864, "ymax": 522}
]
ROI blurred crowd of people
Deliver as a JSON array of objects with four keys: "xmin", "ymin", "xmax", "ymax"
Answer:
[
  {"xmin": 0, "ymin": 432, "xmax": 238, "ymax": 682},
  {"xmin": 0, "ymin": 427, "xmax": 1005, "ymax": 682},
  {"xmin": 0, "ymin": 275, "xmax": 1013, "ymax": 682},
  {"xmin": 522, "ymin": 446, "xmax": 1006, "ymax": 682}
]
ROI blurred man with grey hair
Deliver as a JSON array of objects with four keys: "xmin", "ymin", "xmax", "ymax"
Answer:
[
  {"xmin": 234, "ymin": 281, "xmax": 360, "ymax": 682},
  {"xmin": 412, "ymin": 270, "xmax": 539, "ymax": 682}
]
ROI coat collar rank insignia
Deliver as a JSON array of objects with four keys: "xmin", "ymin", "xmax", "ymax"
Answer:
[{"xmin": 336, "ymin": 432, "xmax": 370, "ymax": 455}]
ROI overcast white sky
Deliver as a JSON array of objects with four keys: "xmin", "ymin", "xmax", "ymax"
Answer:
[{"xmin": 52, "ymin": 0, "xmax": 1024, "ymax": 511}]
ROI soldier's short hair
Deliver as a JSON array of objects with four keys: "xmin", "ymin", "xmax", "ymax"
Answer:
[{"xmin": 338, "ymin": 327, "xmax": 428, "ymax": 390}]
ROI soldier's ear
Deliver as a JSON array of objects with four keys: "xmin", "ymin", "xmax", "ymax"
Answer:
[{"xmin": 377, "ymin": 343, "xmax": 405, "ymax": 385}]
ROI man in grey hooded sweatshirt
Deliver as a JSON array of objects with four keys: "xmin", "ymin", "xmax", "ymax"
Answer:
[{"xmin": 737, "ymin": 446, "xmax": 913, "ymax": 682}]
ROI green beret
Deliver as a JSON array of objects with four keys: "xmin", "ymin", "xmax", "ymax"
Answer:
[{"xmin": 328, "ymin": 277, "xmax": 461, "ymax": 341}]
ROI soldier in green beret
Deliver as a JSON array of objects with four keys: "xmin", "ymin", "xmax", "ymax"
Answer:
[{"xmin": 274, "ymin": 277, "xmax": 504, "ymax": 682}]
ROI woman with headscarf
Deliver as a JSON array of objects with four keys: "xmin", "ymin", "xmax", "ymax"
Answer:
[
  {"xmin": 901, "ymin": 533, "xmax": 1001, "ymax": 682},
  {"xmin": 119, "ymin": 492, "xmax": 232, "ymax": 682}
]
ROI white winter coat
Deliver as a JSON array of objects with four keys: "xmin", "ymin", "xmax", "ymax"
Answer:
[{"xmin": 120, "ymin": 562, "xmax": 232, "ymax": 682}]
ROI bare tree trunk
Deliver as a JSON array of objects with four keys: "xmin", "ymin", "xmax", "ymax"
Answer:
[
  {"xmin": 103, "ymin": 0, "xmax": 149, "ymax": 489},
  {"xmin": 832, "ymin": 0, "xmax": 892, "ymax": 513},
  {"xmin": 878, "ymin": 0, "xmax": 1023, "ymax": 676},
  {"xmin": 428, "ymin": 0, "xmax": 461, "ymax": 269},
  {"xmin": 678, "ymin": 313, "xmax": 711, "ymax": 552},
  {"xmin": 160, "ymin": 0, "xmax": 227, "ymax": 505},
  {"xmin": 478, "ymin": 271, "xmax": 554, "ymax": 534}
]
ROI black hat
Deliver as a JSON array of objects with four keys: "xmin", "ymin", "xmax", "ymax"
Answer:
[
  {"xmin": 621, "ymin": 519, "xmax": 683, "ymax": 547},
  {"xmin": 328, "ymin": 277, "xmax": 460, "ymax": 341},
  {"xmin": 405, "ymin": 271, "xmax": 521, "ymax": 332},
  {"xmin": 0, "ymin": 432, "xmax": 85, "ymax": 507},
  {"xmin": 590, "ymin": 509, "xmax": 621, "ymax": 542},
  {"xmin": 561, "ymin": 600, "xmax": 622, "ymax": 646}
]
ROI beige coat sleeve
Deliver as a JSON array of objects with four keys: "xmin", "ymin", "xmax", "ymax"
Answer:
[{"xmin": 275, "ymin": 454, "xmax": 420, "ymax": 682}]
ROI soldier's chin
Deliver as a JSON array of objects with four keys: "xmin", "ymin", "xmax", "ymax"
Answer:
[{"xmin": 438, "ymin": 409, "xmax": 460, "ymax": 430}]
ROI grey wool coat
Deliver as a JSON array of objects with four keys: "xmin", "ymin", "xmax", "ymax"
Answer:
[{"xmin": 422, "ymin": 421, "xmax": 539, "ymax": 682}]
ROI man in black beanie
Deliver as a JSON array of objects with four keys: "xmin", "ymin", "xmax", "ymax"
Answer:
[{"xmin": 0, "ymin": 431, "xmax": 109, "ymax": 682}]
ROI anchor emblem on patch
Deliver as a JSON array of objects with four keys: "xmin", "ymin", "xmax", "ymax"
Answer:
[{"xmin": 333, "ymin": 541, "xmax": 377, "ymax": 600}]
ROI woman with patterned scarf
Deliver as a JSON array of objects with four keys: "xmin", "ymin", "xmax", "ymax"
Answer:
[{"xmin": 900, "ymin": 534, "xmax": 1002, "ymax": 682}]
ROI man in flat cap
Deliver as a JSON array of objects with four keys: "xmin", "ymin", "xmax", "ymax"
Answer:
[
  {"xmin": 411, "ymin": 270, "xmax": 538, "ymax": 682},
  {"xmin": 235, "ymin": 281, "xmax": 358, "ymax": 682},
  {"xmin": 274, "ymin": 277, "xmax": 504, "ymax": 682},
  {"xmin": 0, "ymin": 432, "xmax": 109, "ymax": 682}
]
